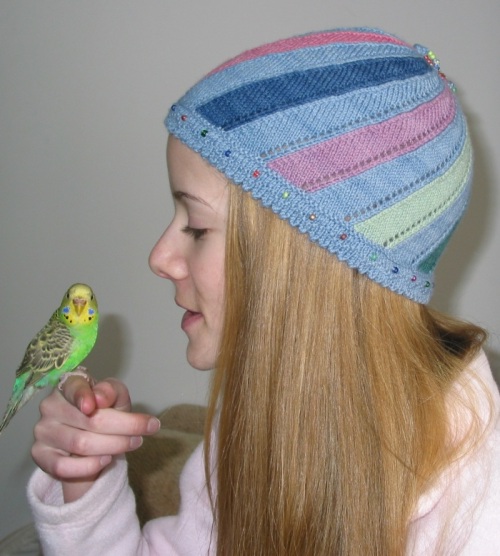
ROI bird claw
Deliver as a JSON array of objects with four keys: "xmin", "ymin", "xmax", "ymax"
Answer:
[{"xmin": 57, "ymin": 367, "xmax": 96, "ymax": 391}]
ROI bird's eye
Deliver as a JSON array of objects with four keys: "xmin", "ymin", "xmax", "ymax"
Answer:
[{"xmin": 90, "ymin": 295, "xmax": 94, "ymax": 300}]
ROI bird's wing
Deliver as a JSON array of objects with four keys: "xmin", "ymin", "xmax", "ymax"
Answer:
[{"xmin": 15, "ymin": 311, "xmax": 74, "ymax": 381}]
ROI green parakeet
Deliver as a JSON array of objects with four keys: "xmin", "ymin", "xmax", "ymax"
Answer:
[{"xmin": 0, "ymin": 283, "xmax": 99, "ymax": 435}]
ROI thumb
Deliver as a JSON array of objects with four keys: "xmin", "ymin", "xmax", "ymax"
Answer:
[{"xmin": 93, "ymin": 378, "xmax": 132, "ymax": 412}]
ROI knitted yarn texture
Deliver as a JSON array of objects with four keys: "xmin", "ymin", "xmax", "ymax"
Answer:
[{"xmin": 166, "ymin": 28, "xmax": 472, "ymax": 303}]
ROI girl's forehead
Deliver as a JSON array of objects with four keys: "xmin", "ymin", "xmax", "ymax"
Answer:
[
  {"xmin": 167, "ymin": 136, "xmax": 229, "ymax": 209},
  {"xmin": 167, "ymin": 136, "xmax": 227, "ymax": 186}
]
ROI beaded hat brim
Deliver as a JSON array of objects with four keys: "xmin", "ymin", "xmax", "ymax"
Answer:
[{"xmin": 166, "ymin": 28, "xmax": 472, "ymax": 303}]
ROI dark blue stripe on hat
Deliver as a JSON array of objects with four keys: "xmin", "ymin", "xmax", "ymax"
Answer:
[{"xmin": 197, "ymin": 56, "xmax": 431, "ymax": 131}]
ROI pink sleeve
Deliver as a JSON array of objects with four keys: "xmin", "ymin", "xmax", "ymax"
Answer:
[
  {"xmin": 406, "ymin": 351, "xmax": 500, "ymax": 554},
  {"xmin": 28, "ymin": 442, "xmax": 215, "ymax": 555}
]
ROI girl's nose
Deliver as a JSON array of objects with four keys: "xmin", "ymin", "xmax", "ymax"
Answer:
[{"xmin": 149, "ymin": 228, "xmax": 188, "ymax": 281}]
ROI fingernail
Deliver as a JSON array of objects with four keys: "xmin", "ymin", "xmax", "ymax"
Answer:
[
  {"xmin": 100, "ymin": 455, "xmax": 112, "ymax": 467},
  {"xmin": 147, "ymin": 417, "xmax": 161, "ymax": 434},
  {"xmin": 130, "ymin": 436, "xmax": 143, "ymax": 449}
]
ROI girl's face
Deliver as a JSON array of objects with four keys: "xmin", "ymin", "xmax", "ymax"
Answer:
[{"xmin": 149, "ymin": 136, "xmax": 228, "ymax": 370}]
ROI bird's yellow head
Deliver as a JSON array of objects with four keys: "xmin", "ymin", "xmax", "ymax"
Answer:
[{"xmin": 59, "ymin": 283, "xmax": 98, "ymax": 326}]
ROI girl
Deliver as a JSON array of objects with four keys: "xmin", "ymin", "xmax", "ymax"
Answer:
[{"xmin": 29, "ymin": 28, "xmax": 500, "ymax": 555}]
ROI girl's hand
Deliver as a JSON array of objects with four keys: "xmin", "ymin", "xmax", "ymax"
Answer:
[{"xmin": 31, "ymin": 375, "xmax": 160, "ymax": 502}]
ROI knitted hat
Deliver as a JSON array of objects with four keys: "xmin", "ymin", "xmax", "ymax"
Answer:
[{"xmin": 165, "ymin": 28, "xmax": 472, "ymax": 303}]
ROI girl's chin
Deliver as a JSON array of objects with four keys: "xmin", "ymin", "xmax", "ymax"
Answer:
[{"xmin": 186, "ymin": 345, "xmax": 217, "ymax": 371}]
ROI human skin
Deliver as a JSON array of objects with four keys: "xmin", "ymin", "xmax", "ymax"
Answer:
[
  {"xmin": 32, "ymin": 137, "xmax": 228, "ymax": 503},
  {"xmin": 149, "ymin": 136, "xmax": 228, "ymax": 371},
  {"xmin": 32, "ymin": 377, "xmax": 160, "ymax": 502}
]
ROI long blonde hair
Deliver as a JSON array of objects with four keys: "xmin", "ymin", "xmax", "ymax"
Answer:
[{"xmin": 204, "ymin": 185, "xmax": 487, "ymax": 555}]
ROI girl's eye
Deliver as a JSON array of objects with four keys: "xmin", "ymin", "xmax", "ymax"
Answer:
[{"xmin": 182, "ymin": 226, "xmax": 208, "ymax": 240}]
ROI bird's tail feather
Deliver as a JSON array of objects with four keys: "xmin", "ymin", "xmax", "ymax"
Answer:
[{"xmin": 0, "ymin": 386, "xmax": 36, "ymax": 435}]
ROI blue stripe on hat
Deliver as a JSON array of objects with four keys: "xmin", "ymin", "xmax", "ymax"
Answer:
[
  {"xmin": 224, "ymin": 71, "xmax": 444, "ymax": 161},
  {"xmin": 181, "ymin": 43, "xmax": 417, "ymax": 108},
  {"xmin": 322, "ymin": 111, "xmax": 467, "ymax": 219},
  {"xmin": 196, "ymin": 56, "xmax": 432, "ymax": 130}
]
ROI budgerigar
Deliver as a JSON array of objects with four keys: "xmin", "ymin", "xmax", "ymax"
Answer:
[{"xmin": 0, "ymin": 283, "xmax": 99, "ymax": 435}]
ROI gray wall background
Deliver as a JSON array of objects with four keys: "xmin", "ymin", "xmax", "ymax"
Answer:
[{"xmin": 0, "ymin": 0, "xmax": 498, "ymax": 539}]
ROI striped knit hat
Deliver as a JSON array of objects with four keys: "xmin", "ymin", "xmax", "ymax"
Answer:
[{"xmin": 166, "ymin": 28, "xmax": 472, "ymax": 303}]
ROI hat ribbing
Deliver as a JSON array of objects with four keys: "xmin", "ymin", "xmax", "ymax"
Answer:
[{"xmin": 166, "ymin": 28, "xmax": 472, "ymax": 303}]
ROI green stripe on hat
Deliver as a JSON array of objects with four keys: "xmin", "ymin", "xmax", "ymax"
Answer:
[{"xmin": 354, "ymin": 134, "xmax": 472, "ymax": 248}]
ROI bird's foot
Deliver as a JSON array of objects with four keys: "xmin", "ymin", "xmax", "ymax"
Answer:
[{"xmin": 58, "ymin": 367, "xmax": 95, "ymax": 391}]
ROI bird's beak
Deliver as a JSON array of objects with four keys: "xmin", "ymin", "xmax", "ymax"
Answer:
[{"xmin": 72, "ymin": 297, "xmax": 87, "ymax": 316}]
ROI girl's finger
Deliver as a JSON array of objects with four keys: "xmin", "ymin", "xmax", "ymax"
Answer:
[
  {"xmin": 35, "ymin": 419, "xmax": 144, "ymax": 457},
  {"xmin": 58, "ymin": 375, "xmax": 97, "ymax": 415},
  {"xmin": 93, "ymin": 378, "xmax": 133, "ymax": 412},
  {"xmin": 32, "ymin": 442, "xmax": 113, "ymax": 481}
]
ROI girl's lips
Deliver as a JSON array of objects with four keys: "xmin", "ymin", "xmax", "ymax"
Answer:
[{"xmin": 181, "ymin": 310, "xmax": 202, "ymax": 331}]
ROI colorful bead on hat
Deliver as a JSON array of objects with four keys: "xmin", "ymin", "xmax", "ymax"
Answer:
[{"xmin": 166, "ymin": 28, "xmax": 472, "ymax": 303}]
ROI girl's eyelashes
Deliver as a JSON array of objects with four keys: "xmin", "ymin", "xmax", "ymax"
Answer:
[{"xmin": 181, "ymin": 225, "xmax": 208, "ymax": 240}]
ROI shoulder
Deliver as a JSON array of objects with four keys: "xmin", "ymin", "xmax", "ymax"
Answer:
[
  {"xmin": 407, "ymin": 351, "xmax": 500, "ymax": 554},
  {"xmin": 456, "ymin": 351, "xmax": 500, "ymax": 553},
  {"xmin": 178, "ymin": 429, "xmax": 218, "ymax": 505}
]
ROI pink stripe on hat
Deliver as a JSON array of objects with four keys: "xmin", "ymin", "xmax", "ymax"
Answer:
[
  {"xmin": 268, "ymin": 87, "xmax": 456, "ymax": 192},
  {"xmin": 209, "ymin": 31, "xmax": 408, "ymax": 76},
  {"xmin": 167, "ymin": 27, "xmax": 471, "ymax": 302}
]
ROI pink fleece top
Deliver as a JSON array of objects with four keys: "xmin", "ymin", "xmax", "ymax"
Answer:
[{"xmin": 28, "ymin": 351, "xmax": 500, "ymax": 555}]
